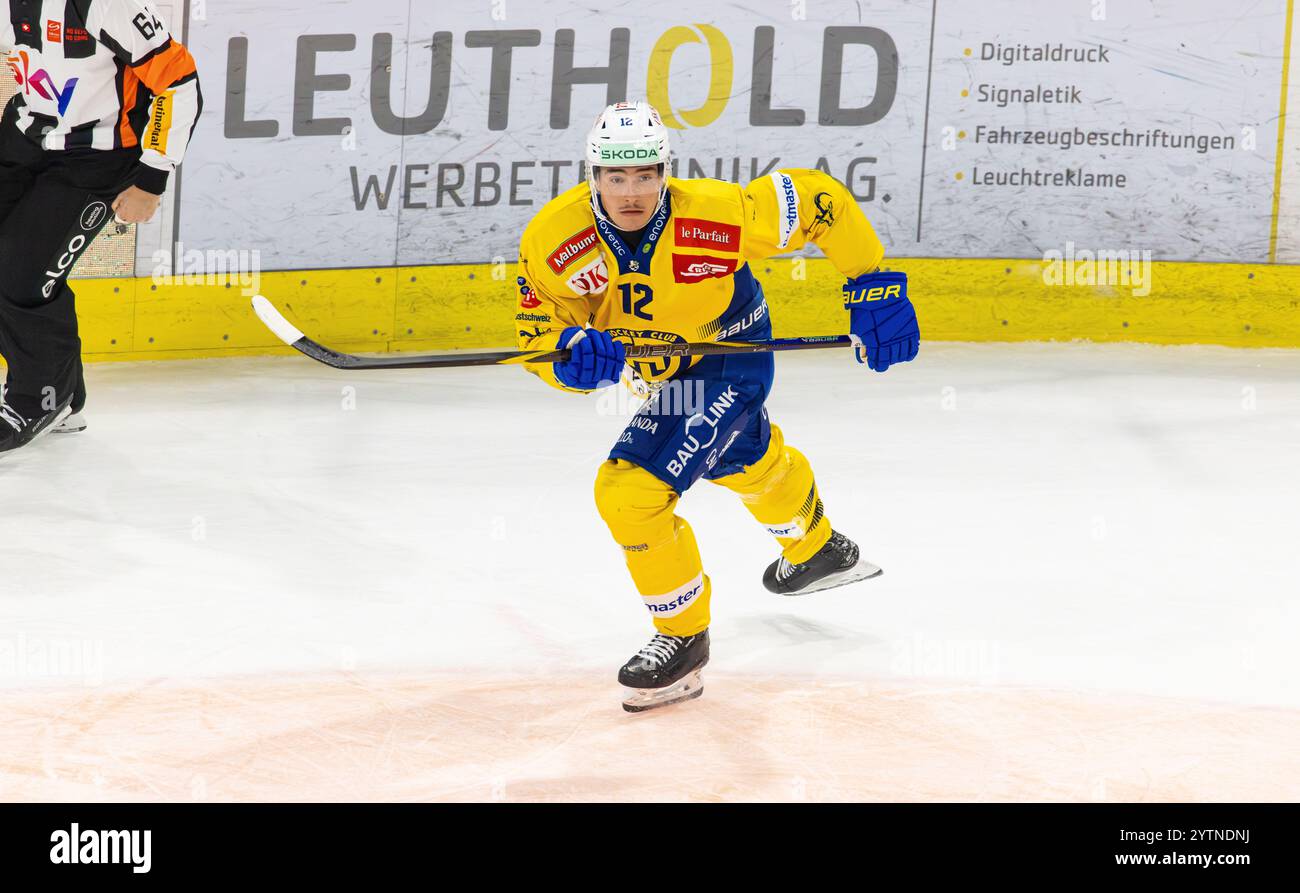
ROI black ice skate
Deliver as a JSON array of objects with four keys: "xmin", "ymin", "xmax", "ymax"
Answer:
[
  {"xmin": 618, "ymin": 630, "xmax": 709, "ymax": 713},
  {"xmin": 762, "ymin": 530, "xmax": 882, "ymax": 596},
  {"xmin": 0, "ymin": 392, "xmax": 72, "ymax": 455}
]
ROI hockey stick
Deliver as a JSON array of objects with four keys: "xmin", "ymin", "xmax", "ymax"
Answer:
[{"xmin": 252, "ymin": 295, "xmax": 851, "ymax": 371}]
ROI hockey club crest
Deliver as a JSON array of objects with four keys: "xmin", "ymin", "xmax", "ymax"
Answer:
[{"xmin": 808, "ymin": 191, "xmax": 835, "ymax": 240}]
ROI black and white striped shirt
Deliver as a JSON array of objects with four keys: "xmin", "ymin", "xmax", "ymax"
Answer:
[{"xmin": 2, "ymin": 0, "xmax": 201, "ymax": 193}]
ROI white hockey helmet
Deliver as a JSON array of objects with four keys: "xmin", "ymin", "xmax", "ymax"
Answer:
[{"xmin": 585, "ymin": 100, "xmax": 671, "ymax": 222}]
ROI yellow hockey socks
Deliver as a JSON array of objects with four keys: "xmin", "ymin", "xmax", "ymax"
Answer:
[
  {"xmin": 594, "ymin": 459, "xmax": 711, "ymax": 636},
  {"xmin": 709, "ymin": 424, "xmax": 832, "ymax": 564}
]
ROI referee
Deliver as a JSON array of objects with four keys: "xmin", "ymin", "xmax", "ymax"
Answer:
[{"xmin": 1, "ymin": 0, "xmax": 201, "ymax": 453}]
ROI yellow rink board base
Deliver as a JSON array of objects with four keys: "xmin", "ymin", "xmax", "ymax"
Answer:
[{"xmin": 63, "ymin": 258, "xmax": 1300, "ymax": 365}]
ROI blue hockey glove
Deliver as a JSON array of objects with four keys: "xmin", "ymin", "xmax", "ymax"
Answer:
[
  {"xmin": 553, "ymin": 327, "xmax": 626, "ymax": 390},
  {"xmin": 844, "ymin": 270, "xmax": 919, "ymax": 373}
]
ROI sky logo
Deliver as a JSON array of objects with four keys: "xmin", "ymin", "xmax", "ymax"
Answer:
[{"xmin": 6, "ymin": 51, "xmax": 79, "ymax": 116}]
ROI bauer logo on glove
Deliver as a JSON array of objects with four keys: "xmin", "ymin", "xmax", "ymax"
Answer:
[{"xmin": 843, "ymin": 270, "xmax": 920, "ymax": 373}]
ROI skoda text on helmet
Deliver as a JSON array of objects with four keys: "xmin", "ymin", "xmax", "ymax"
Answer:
[{"xmin": 585, "ymin": 100, "xmax": 671, "ymax": 224}]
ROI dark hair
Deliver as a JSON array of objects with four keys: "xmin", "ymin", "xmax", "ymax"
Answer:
[{"xmin": 596, "ymin": 163, "xmax": 665, "ymax": 178}]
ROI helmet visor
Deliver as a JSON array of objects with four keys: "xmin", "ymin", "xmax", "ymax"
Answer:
[{"xmin": 594, "ymin": 166, "xmax": 664, "ymax": 197}]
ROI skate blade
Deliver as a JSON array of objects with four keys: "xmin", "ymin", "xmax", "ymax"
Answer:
[
  {"xmin": 622, "ymin": 668, "xmax": 705, "ymax": 713},
  {"xmin": 50, "ymin": 411, "xmax": 86, "ymax": 434},
  {"xmin": 783, "ymin": 559, "xmax": 883, "ymax": 596}
]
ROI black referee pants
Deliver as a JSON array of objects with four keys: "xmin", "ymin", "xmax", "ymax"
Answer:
[{"xmin": 0, "ymin": 98, "xmax": 140, "ymax": 420}]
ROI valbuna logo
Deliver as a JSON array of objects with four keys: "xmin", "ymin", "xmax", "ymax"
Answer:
[{"xmin": 547, "ymin": 227, "xmax": 599, "ymax": 275}]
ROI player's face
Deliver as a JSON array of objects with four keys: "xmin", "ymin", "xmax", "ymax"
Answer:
[{"xmin": 598, "ymin": 165, "xmax": 664, "ymax": 230}]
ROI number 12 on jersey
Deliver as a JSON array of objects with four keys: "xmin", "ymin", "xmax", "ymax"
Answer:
[{"xmin": 618, "ymin": 283, "xmax": 654, "ymax": 320}]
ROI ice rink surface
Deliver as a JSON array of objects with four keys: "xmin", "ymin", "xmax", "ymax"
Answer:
[{"xmin": 2, "ymin": 342, "xmax": 1298, "ymax": 801}]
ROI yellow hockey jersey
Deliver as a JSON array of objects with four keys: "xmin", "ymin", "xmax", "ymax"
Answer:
[{"xmin": 514, "ymin": 169, "xmax": 885, "ymax": 390}]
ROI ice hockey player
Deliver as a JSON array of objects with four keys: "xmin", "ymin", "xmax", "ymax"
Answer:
[
  {"xmin": 0, "ymin": 1, "xmax": 202, "ymax": 453},
  {"xmin": 514, "ymin": 101, "xmax": 919, "ymax": 712}
]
